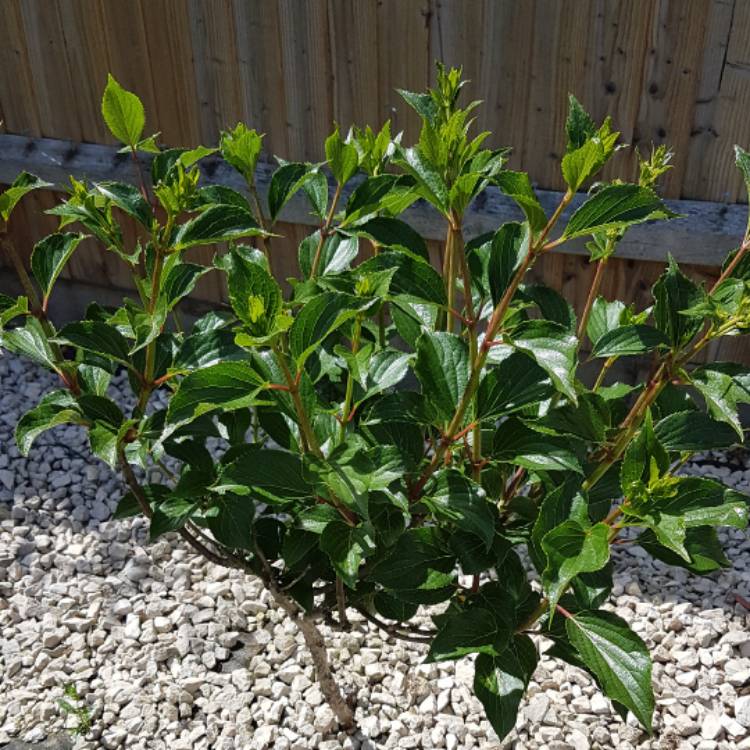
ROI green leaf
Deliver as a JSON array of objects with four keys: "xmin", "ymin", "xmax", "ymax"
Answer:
[
  {"xmin": 325, "ymin": 128, "xmax": 359, "ymax": 185},
  {"xmin": 167, "ymin": 361, "xmax": 265, "ymax": 425},
  {"xmin": 268, "ymin": 162, "xmax": 325, "ymax": 222},
  {"xmin": 638, "ymin": 527, "xmax": 730, "ymax": 575},
  {"xmin": 652, "ymin": 256, "xmax": 704, "ymax": 348},
  {"xmin": 288, "ymin": 292, "xmax": 372, "ymax": 366},
  {"xmin": 690, "ymin": 363, "xmax": 750, "ymax": 438},
  {"xmin": 563, "ymin": 184, "xmax": 676, "ymax": 240},
  {"xmin": 223, "ymin": 250, "xmax": 282, "ymax": 336},
  {"xmin": 736, "ymin": 145, "xmax": 750, "ymax": 198},
  {"xmin": 533, "ymin": 393, "xmax": 610, "ymax": 442},
  {"xmin": 58, "ymin": 321, "xmax": 132, "ymax": 367},
  {"xmin": 299, "ymin": 231, "xmax": 359, "ymax": 278},
  {"xmin": 654, "ymin": 411, "xmax": 738, "ymax": 451},
  {"xmin": 414, "ymin": 331, "xmax": 469, "ymax": 423},
  {"xmin": 207, "ymin": 494, "xmax": 255, "ymax": 550},
  {"xmin": 542, "ymin": 521, "xmax": 610, "ymax": 612},
  {"xmin": 428, "ymin": 607, "xmax": 512, "ymax": 662},
  {"xmin": 396, "ymin": 145, "xmax": 449, "ymax": 213},
  {"xmin": 101, "ymin": 73, "xmax": 145, "ymax": 147},
  {"xmin": 425, "ymin": 470, "xmax": 496, "ymax": 550},
  {"xmin": 160, "ymin": 262, "xmax": 207, "ymax": 311},
  {"xmin": 95, "ymin": 181, "xmax": 153, "ymax": 228},
  {"xmin": 320, "ymin": 521, "xmax": 372, "ymax": 588},
  {"xmin": 216, "ymin": 447, "xmax": 311, "ymax": 504},
  {"xmin": 561, "ymin": 115, "xmax": 619, "ymax": 192},
  {"xmin": 494, "ymin": 171, "xmax": 547, "ymax": 232},
  {"xmin": 30, "ymin": 232, "xmax": 86, "ymax": 303},
  {"xmin": 565, "ymin": 95, "xmax": 597, "ymax": 151},
  {"xmin": 114, "ymin": 484, "xmax": 169, "ymax": 519},
  {"xmin": 590, "ymin": 324, "xmax": 668, "ymax": 358},
  {"xmin": 474, "ymin": 635, "xmax": 539, "ymax": 742},
  {"xmin": 1, "ymin": 317, "xmax": 57, "ymax": 369},
  {"xmin": 172, "ymin": 330, "xmax": 245, "ymax": 372},
  {"xmin": 494, "ymin": 418, "xmax": 582, "ymax": 474},
  {"xmin": 369, "ymin": 527, "xmax": 455, "ymax": 594},
  {"xmin": 488, "ymin": 222, "xmax": 530, "ymax": 306},
  {"xmin": 510, "ymin": 320, "xmax": 578, "ymax": 403},
  {"xmin": 0, "ymin": 295, "xmax": 29, "ymax": 328},
  {"xmin": 477, "ymin": 352, "xmax": 553, "ymax": 420},
  {"xmin": 174, "ymin": 204, "xmax": 265, "ymax": 250},
  {"xmin": 351, "ymin": 217, "xmax": 428, "ymax": 261},
  {"xmin": 220, "ymin": 123, "xmax": 263, "ymax": 182},
  {"xmin": 565, "ymin": 610, "xmax": 654, "ymax": 731},
  {"xmin": 0, "ymin": 172, "xmax": 52, "ymax": 223},
  {"xmin": 358, "ymin": 251, "xmax": 445, "ymax": 305},
  {"xmin": 15, "ymin": 391, "xmax": 83, "ymax": 455}
]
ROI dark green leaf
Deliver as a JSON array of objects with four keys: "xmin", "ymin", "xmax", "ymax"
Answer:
[
  {"xmin": 638, "ymin": 527, "xmax": 730, "ymax": 575},
  {"xmin": 494, "ymin": 171, "xmax": 547, "ymax": 232},
  {"xmin": 425, "ymin": 470, "xmax": 496, "ymax": 550},
  {"xmin": 174, "ymin": 204, "xmax": 265, "ymax": 250},
  {"xmin": 217, "ymin": 447, "xmax": 311, "ymax": 504},
  {"xmin": 414, "ymin": 331, "xmax": 469, "ymax": 423},
  {"xmin": 95, "ymin": 181, "xmax": 153, "ymax": 228},
  {"xmin": 167, "ymin": 361, "xmax": 265, "ymax": 425},
  {"xmin": 510, "ymin": 320, "xmax": 578, "ymax": 403},
  {"xmin": 30, "ymin": 233, "xmax": 86, "ymax": 303},
  {"xmin": 652, "ymin": 256, "xmax": 704, "ymax": 348},
  {"xmin": 2, "ymin": 317, "xmax": 58, "ymax": 369},
  {"xmin": 474, "ymin": 635, "xmax": 539, "ymax": 742},
  {"xmin": 320, "ymin": 521, "xmax": 372, "ymax": 588},
  {"xmin": 161, "ymin": 262, "xmax": 209, "ymax": 310},
  {"xmin": 478, "ymin": 352, "xmax": 552, "ymax": 420},
  {"xmin": 299, "ymin": 231, "xmax": 359, "ymax": 278},
  {"xmin": 690, "ymin": 363, "xmax": 750, "ymax": 438},
  {"xmin": 494, "ymin": 418, "xmax": 582, "ymax": 474},
  {"xmin": 351, "ymin": 217, "xmax": 428, "ymax": 261},
  {"xmin": 565, "ymin": 610, "xmax": 654, "ymax": 731},
  {"xmin": 207, "ymin": 494, "xmax": 255, "ymax": 549},
  {"xmin": 223, "ymin": 250, "xmax": 282, "ymax": 336},
  {"xmin": 428, "ymin": 607, "xmax": 512, "ymax": 662},
  {"xmin": 654, "ymin": 411, "xmax": 738, "ymax": 452},
  {"xmin": 591, "ymin": 324, "xmax": 668, "ymax": 358},
  {"xmin": 58, "ymin": 321, "xmax": 132, "ymax": 366},
  {"xmin": 15, "ymin": 390, "xmax": 83, "ymax": 455},
  {"xmin": 488, "ymin": 222, "xmax": 530, "ymax": 306},
  {"xmin": 564, "ymin": 184, "xmax": 676, "ymax": 240},
  {"xmin": 542, "ymin": 521, "xmax": 610, "ymax": 611}
]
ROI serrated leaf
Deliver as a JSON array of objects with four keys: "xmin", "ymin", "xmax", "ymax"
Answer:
[
  {"xmin": 289, "ymin": 292, "xmax": 372, "ymax": 366},
  {"xmin": 637, "ymin": 526, "xmax": 730, "ymax": 575},
  {"xmin": 510, "ymin": 320, "xmax": 578, "ymax": 403},
  {"xmin": 494, "ymin": 171, "xmax": 547, "ymax": 232},
  {"xmin": 0, "ymin": 172, "xmax": 52, "ymax": 222},
  {"xmin": 474, "ymin": 635, "xmax": 539, "ymax": 741},
  {"xmin": 220, "ymin": 123, "xmax": 263, "ymax": 182},
  {"xmin": 414, "ymin": 331, "xmax": 469, "ymax": 423},
  {"xmin": 652, "ymin": 256, "xmax": 704, "ymax": 348},
  {"xmin": 101, "ymin": 73, "xmax": 145, "ymax": 147},
  {"xmin": 591, "ymin": 324, "xmax": 668, "ymax": 358},
  {"xmin": 428, "ymin": 606, "xmax": 512, "ymax": 662},
  {"xmin": 15, "ymin": 391, "xmax": 83, "ymax": 455},
  {"xmin": 0, "ymin": 294, "xmax": 29, "ymax": 328},
  {"xmin": 565, "ymin": 610, "xmax": 654, "ymax": 731},
  {"xmin": 1, "ymin": 317, "xmax": 57, "ymax": 369},
  {"xmin": 299, "ymin": 231, "xmax": 359, "ymax": 278},
  {"xmin": 494, "ymin": 418, "xmax": 582, "ymax": 474},
  {"xmin": 223, "ymin": 250, "xmax": 282, "ymax": 336},
  {"xmin": 542, "ymin": 521, "xmax": 610, "ymax": 612},
  {"xmin": 174, "ymin": 204, "xmax": 265, "ymax": 250},
  {"xmin": 488, "ymin": 222, "xmax": 530, "ymax": 306},
  {"xmin": 563, "ymin": 184, "xmax": 676, "ymax": 240},
  {"xmin": 320, "ymin": 521, "xmax": 372, "ymax": 588},
  {"xmin": 58, "ymin": 321, "xmax": 132, "ymax": 367},
  {"xmin": 207, "ymin": 494, "xmax": 255, "ymax": 550},
  {"xmin": 351, "ymin": 216, "xmax": 428, "ymax": 260},
  {"xmin": 161, "ymin": 262, "xmax": 209, "ymax": 311},
  {"xmin": 325, "ymin": 128, "xmax": 359, "ymax": 185},
  {"xmin": 425, "ymin": 470, "xmax": 496, "ymax": 550},
  {"xmin": 268, "ymin": 162, "xmax": 325, "ymax": 222},
  {"xmin": 690, "ymin": 363, "xmax": 750, "ymax": 438},
  {"xmin": 30, "ymin": 232, "xmax": 86, "ymax": 303},
  {"xmin": 95, "ymin": 181, "xmax": 153, "ymax": 228},
  {"xmin": 654, "ymin": 411, "xmax": 738, "ymax": 451},
  {"xmin": 477, "ymin": 351, "xmax": 552, "ymax": 420},
  {"xmin": 216, "ymin": 446, "xmax": 311, "ymax": 504},
  {"xmin": 167, "ymin": 361, "xmax": 265, "ymax": 425}
]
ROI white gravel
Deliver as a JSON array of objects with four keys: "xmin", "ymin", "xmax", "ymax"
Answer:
[{"xmin": 1, "ymin": 350, "xmax": 750, "ymax": 750}]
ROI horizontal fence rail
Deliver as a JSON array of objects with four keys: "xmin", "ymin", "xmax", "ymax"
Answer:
[{"xmin": 0, "ymin": 133, "xmax": 746, "ymax": 268}]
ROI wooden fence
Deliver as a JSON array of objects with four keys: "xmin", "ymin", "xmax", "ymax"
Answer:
[{"xmin": 1, "ymin": 0, "xmax": 750, "ymax": 365}]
